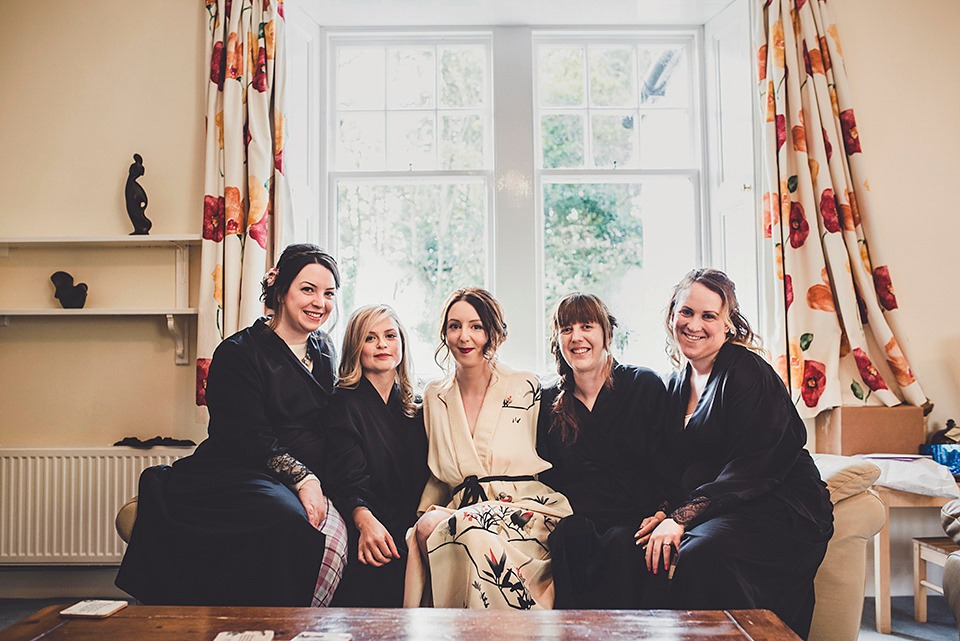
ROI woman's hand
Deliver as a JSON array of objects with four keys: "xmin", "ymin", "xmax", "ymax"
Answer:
[
  {"xmin": 353, "ymin": 507, "xmax": 399, "ymax": 566},
  {"xmin": 297, "ymin": 478, "xmax": 327, "ymax": 529},
  {"xmin": 634, "ymin": 510, "xmax": 666, "ymax": 546},
  {"xmin": 644, "ymin": 517, "xmax": 684, "ymax": 575}
]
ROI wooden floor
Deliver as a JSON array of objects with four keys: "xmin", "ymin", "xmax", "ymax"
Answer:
[{"xmin": 0, "ymin": 605, "xmax": 801, "ymax": 641}]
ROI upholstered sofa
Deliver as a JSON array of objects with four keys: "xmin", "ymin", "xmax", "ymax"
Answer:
[
  {"xmin": 808, "ymin": 453, "xmax": 885, "ymax": 641},
  {"xmin": 939, "ymin": 498, "xmax": 960, "ymax": 633},
  {"xmin": 116, "ymin": 453, "xmax": 884, "ymax": 641}
]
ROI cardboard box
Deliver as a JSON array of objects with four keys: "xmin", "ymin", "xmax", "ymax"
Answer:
[{"xmin": 814, "ymin": 405, "xmax": 925, "ymax": 455}]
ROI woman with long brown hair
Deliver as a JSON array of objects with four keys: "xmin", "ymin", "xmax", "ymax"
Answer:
[{"xmin": 537, "ymin": 292, "xmax": 669, "ymax": 608}]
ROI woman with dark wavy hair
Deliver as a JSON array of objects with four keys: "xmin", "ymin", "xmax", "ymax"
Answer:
[
  {"xmin": 405, "ymin": 287, "xmax": 571, "ymax": 610},
  {"xmin": 642, "ymin": 268, "xmax": 833, "ymax": 639},
  {"xmin": 117, "ymin": 244, "xmax": 349, "ymax": 607},
  {"xmin": 537, "ymin": 292, "xmax": 669, "ymax": 609}
]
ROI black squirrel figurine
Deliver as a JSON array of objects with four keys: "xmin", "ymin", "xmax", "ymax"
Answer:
[
  {"xmin": 50, "ymin": 271, "xmax": 88, "ymax": 309},
  {"xmin": 125, "ymin": 153, "xmax": 151, "ymax": 235}
]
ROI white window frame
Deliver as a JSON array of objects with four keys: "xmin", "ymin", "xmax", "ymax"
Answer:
[{"xmin": 297, "ymin": 24, "xmax": 717, "ymax": 376}]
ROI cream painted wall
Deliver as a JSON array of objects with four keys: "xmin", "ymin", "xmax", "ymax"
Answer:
[
  {"xmin": 829, "ymin": 0, "xmax": 960, "ymax": 435},
  {"xmin": 0, "ymin": 0, "xmax": 207, "ymax": 445},
  {"xmin": 829, "ymin": 0, "xmax": 960, "ymax": 597}
]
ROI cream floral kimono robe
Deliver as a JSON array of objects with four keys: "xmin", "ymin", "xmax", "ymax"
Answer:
[{"xmin": 403, "ymin": 363, "xmax": 572, "ymax": 609}]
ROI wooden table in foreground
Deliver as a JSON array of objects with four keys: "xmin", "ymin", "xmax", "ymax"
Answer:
[{"xmin": 0, "ymin": 605, "xmax": 800, "ymax": 641}]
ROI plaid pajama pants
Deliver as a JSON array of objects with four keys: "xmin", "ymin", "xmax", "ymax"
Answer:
[{"xmin": 312, "ymin": 498, "xmax": 348, "ymax": 606}]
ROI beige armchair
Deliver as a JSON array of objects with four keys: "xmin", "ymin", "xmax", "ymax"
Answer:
[
  {"xmin": 809, "ymin": 453, "xmax": 885, "ymax": 641},
  {"xmin": 939, "ymin": 498, "xmax": 960, "ymax": 633}
]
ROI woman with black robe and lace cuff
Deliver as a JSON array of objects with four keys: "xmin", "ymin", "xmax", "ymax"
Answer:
[
  {"xmin": 116, "ymin": 244, "xmax": 350, "ymax": 607},
  {"xmin": 639, "ymin": 269, "xmax": 833, "ymax": 639}
]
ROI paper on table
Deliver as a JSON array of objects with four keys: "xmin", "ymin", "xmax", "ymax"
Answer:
[
  {"xmin": 59, "ymin": 600, "xmax": 128, "ymax": 618},
  {"xmin": 212, "ymin": 631, "xmax": 274, "ymax": 641},
  {"xmin": 291, "ymin": 632, "xmax": 353, "ymax": 641}
]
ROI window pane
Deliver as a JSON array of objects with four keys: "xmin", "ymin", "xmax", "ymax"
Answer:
[
  {"xmin": 638, "ymin": 110, "xmax": 692, "ymax": 167},
  {"xmin": 337, "ymin": 180, "xmax": 487, "ymax": 378},
  {"xmin": 337, "ymin": 113, "xmax": 385, "ymax": 170},
  {"xmin": 337, "ymin": 47, "xmax": 385, "ymax": 110},
  {"xmin": 591, "ymin": 113, "xmax": 639, "ymax": 168},
  {"xmin": 639, "ymin": 47, "xmax": 687, "ymax": 106},
  {"xmin": 542, "ymin": 178, "xmax": 697, "ymax": 373},
  {"xmin": 589, "ymin": 46, "xmax": 637, "ymax": 108},
  {"xmin": 538, "ymin": 46, "xmax": 584, "ymax": 107},
  {"xmin": 441, "ymin": 114, "xmax": 484, "ymax": 169},
  {"xmin": 387, "ymin": 112, "xmax": 436, "ymax": 170},
  {"xmin": 387, "ymin": 47, "xmax": 436, "ymax": 109},
  {"xmin": 439, "ymin": 46, "xmax": 485, "ymax": 109},
  {"xmin": 541, "ymin": 113, "xmax": 584, "ymax": 168}
]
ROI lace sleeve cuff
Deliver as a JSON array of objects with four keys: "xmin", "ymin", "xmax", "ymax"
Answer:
[
  {"xmin": 669, "ymin": 495, "xmax": 712, "ymax": 527},
  {"xmin": 266, "ymin": 452, "xmax": 312, "ymax": 487}
]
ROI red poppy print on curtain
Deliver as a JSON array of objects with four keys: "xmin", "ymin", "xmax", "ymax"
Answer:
[
  {"xmin": 821, "ymin": 127, "xmax": 832, "ymax": 161},
  {"xmin": 789, "ymin": 201, "xmax": 810, "ymax": 248},
  {"xmin": 253, "ymin": 45, "xmax": 268, "ymax": 92},
  {"xmin": 196, "ymin": 357, "xmax": 212, "ymax": 406},
  {"xmin": 210, "ymin": 40, "xmax": 224, "ymax": 90},
  {"xmin": 839, "ymin": 109, "xmax": 861, "ymax": 155},
  {"xmin": 820, "ymin": 189, "xmax": 840, "ymax": 232},
  {"xmin": 785, "ymin": 274, "xmax": 794, "ymax": 309},
  {"xmin": 873, "ymin": 266, "xmax": 898, "ymax": 310},
  {"xmin": 853, "ymin": 347, "xmax": 888, "ymax": 391},
  {"xmin": 776, "ymin": 114, "xmax": 786, "ymax": 152},
  {"xmin": 801, "ymin": 359, "xmax": 827, "ymax": 408},
  {"xmin": 203, "ymin": 195, "xmax": 226, "ymax": 242}
]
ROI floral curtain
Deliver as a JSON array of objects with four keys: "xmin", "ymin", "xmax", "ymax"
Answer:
[
  {"xmin": 196, "ymin": 0, "xmax": 287, "ymax": 409},
  {"xmin": 754, "ymin": 0, "xmax": 924, "ymax": 418}
]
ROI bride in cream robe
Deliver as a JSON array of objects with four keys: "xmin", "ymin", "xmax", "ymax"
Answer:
[{"xmin": 404, "ymin": 361, "xmax": 572, "ymax": 609}]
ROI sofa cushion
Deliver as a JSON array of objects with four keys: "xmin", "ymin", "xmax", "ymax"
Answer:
[
  {"xmin": 812, "ymin": 453, "xmax": 881, "ymax": 503},
  {"xmin": 942, "ymin": 498, "xmax": 960, "ymax": 544}
]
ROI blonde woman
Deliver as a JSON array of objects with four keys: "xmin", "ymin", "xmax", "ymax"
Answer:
[
  {"xmin": 405, "ymin": 287, "xmax": 571, "ymax": 610},
  {"xmin": 327, "ymin": 304, "xmax": 428, "ymax": 607}
]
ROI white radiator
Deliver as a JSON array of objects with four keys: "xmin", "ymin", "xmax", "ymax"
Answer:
[{"xmin": 0, "ymin": 447, "xmax": 191, "ymax": 565}]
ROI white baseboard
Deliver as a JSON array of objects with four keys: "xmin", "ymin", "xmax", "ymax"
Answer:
[{"xmin": 0, "ymin": 567, "xmax": 128, "ymax": 599}]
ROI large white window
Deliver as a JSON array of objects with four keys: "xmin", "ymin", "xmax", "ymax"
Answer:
[
  {"xmin": 535, "ymin": 34, "xmax": 702, "ymax": 373},
  {"xmin": 327, "ymin": 34, "xmax": 494, "ymax": 376},
  {"xmin": 285, "ymin": 5, "xmax": 758, "ymax": 380}
]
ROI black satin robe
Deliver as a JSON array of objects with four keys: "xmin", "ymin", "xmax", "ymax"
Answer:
[
  {"xmin": 116, "ymin": 319, "xmax": 342, "ymax": 606},
  {"xmin": 327, "ymin": 378, "xmax": 428, "ymax": 607},
  {"xmin": 662, "ymin": 342, "xmax": 833, "ymax": 639},
  {"xmin": 537, "ymin": 363, "xmax": 669, "ymax": 609}
]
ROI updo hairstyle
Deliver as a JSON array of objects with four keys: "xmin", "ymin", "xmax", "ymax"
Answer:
[
  {"xmin": 261, "ymin": 243, "xmax": 341, "ymax": 312},
  {"xmin": 434, "ymin": 287, "xmax": 507, "ymax": 368}
]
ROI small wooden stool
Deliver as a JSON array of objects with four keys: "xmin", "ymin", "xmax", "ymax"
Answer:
[{"xmin": 913, "ymin": 536, "xmax": 960, "ymax": 622}]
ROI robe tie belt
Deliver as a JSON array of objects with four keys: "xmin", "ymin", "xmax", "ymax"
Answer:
[{"xmin": 453, "ymin": 474, "xmax": 536, "ymax": 508}]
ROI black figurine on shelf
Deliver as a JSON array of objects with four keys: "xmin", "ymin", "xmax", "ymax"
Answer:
[
  {"xmin": 125, "ymin": 153, "xmax": 151, "ymax": 235},
  {"xmin": 50, "ymin": 271, "xmax": 88, "ymax": 309}
]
